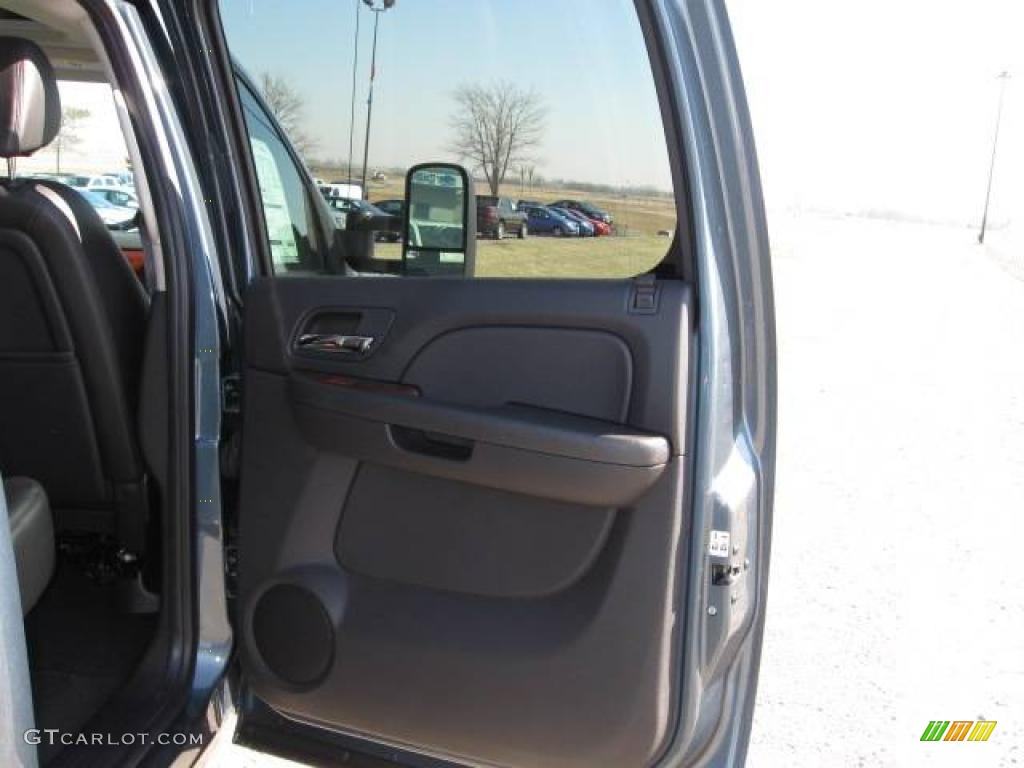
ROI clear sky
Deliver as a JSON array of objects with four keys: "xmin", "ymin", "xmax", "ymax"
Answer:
[
  {"xmin": 29, "ymin": 0, "xmax": 1022, "ymax": 231},
  {"xmin": 218, "ymin": 0, "xmax": 674, "ymax": 191},
  {"xmin": 727, "ymin": 0, "xmax": 1023, "ymax": 227}
]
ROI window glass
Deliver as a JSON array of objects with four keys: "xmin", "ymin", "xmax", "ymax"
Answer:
[
  {"xmin": 219, "ymin": 0, "xmax": 677, "ymax": 279},
  {"xmin": 237, "ymin": 78, "xmax": 326, "ymax": 273}
]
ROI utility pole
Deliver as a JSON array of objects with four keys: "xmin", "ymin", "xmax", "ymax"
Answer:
[
  {"xmin": 346, "ymin": 0, "xmax": 361, "ymax": 186},
  {"xmin": 978, "ymin": 71, "xmax": 1010, "ymax": 244},
  {"xmin": 360, "ymin": 0, "xmax": 395, "ymax": 197}
]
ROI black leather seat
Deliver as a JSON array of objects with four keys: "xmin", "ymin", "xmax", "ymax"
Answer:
[{"xmin": 0, "ymin": 37, "xmax": 150, "ymax": 552}]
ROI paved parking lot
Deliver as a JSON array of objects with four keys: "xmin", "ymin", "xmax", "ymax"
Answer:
[{"xmin": 748, "ymin": 212, "xmax": 1024, "ymax": 767}]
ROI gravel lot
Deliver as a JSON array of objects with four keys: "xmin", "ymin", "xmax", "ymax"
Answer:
[
  {"xmin": 748, "ymin": 212, "xmax": 1024, "ymax": 767},
  {"xmin": 218, "ymin": 212, "xmax": 1024, "ymax": 767}
]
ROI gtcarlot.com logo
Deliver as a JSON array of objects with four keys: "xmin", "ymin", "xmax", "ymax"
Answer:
[
  {"xmin": 23, "ymin": 730, "xmax": 204, "ymax": 747},
  {"xmin": 920, "ymin": 720, "xmax": 997, "ymax": 742}
]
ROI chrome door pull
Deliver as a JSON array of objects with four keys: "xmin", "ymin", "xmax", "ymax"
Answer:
[{"xmin": 297, "ymin": 333, "xmax": 375, "ymax": 354}]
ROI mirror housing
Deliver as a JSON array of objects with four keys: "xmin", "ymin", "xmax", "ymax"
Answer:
[{"xmin": 402, "ymin": 163, "xmax": 476, "ymax": 277}]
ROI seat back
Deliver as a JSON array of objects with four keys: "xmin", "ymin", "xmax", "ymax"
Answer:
[{"xmin": 0, "ymin": 37, "xmax": 149, "ymax": 548}]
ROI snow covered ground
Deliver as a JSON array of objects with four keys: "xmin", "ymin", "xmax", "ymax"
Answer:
[{"xmin": 747, "ymin": 211, "xmax": 1024, "ymax": 767}]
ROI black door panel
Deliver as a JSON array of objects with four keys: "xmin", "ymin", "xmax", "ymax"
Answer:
[
  {"xmin": 289, "ymin": 375, "xmax": 669, "ymax": 505},
  {"xmin": 336, "ymin": 463, "xmax": 615, "ymax": 598},
  {"xmin": 245, "ymin": 278, "xmax": 690, "ymax": 448},
  {"xmin": 238, "ymin": 277, "xmax": 693, "ymax": 767}
]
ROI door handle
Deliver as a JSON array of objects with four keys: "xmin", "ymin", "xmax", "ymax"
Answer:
[{"xmin": 297, "ymin": 333, "xmax": 375, "ymax": 354}]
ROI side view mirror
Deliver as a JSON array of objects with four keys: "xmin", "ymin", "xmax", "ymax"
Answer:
[{"xmin": 402, "ymin": 163, "xmax": 476, "ymax": 277}]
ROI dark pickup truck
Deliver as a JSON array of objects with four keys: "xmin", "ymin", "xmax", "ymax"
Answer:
[{"xmin": 477, "ymin": 196, "xmax": 528, "ymax": 239}]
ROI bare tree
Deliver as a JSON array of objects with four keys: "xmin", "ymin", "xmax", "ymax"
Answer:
[
  {"xmin": 53, "ymin": 107, "xmax": 90, "ymax": 174},
  {"xmin": 449, "ymin": 82, "xmax": 546, "ymax": 196},
  {"xmin": 258, "ymin": 73, "xmax": 317, "ymax": 159}
]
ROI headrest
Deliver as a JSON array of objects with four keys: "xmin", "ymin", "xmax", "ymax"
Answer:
[{"xmin": 0, "ymin": 37, "xmax": 61, "ymax": 158}]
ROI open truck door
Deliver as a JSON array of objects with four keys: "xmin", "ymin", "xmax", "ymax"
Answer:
[{"xmin": 160, "ymin": 0, "xmax": 777, "ymax": 764}]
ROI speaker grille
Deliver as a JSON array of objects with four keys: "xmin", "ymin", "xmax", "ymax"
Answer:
[{"xmin": 252, "ymin": 584, "xmax": 334, "ymax": 686}]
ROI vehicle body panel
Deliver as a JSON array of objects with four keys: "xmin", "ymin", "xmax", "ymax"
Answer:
[
  {"xmin": 524, "ymin": 205, "xmax": 580, "ymax": 235},
  {"xmin": 550, "ymin": 206, "xmax": 597, "ymax": 236}
]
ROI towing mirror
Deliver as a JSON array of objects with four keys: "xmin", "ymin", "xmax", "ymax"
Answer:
[{"xmin": 402, "ymin": 163, "xmax": 476, "ymax": 277}]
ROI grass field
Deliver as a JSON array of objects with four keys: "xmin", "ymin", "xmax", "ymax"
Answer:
[
  {"xmin": 376, "ymin": 234, "xmax": 669, "ymax": 278},
  {"xmin": 336, "ymin": 174, "xmax": 678, "ymax": 277}
]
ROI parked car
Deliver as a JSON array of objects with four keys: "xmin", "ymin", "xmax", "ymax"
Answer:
[
  {"xmin": 524, "ymin": 206, "xmax": 579, "ymax": 236},
  {"xmin": 550, "ymin": 198, "xmax": 613, "ymax": 225},
  {"xmin": 72, "ymin": 188, "xmax": 137, "ymax": 228},
  {"xmin": 327, "ymin": 197, "xmax": 399, "ymax": 242},
  {"xmin": 322, "ymin": 180, "xmax": 364, "ymax": 200},
  {"xmin": 92, "ymin": 187, "xmax": 139, "ymax": 209},
  {"xmin": 86, "ymin": 174, "xmax": 123, "ymax": 190},
  {"xmin": 373, "ymin": 199, "xmax": 405, "ymax": 218},
  {"xmin": 109, "ymin": 169, "xmax": 134, "ymax": 187},
  {"xmin": 477, "ymin": 195, "xmax": 528, "ymax": 239},
  {"xmin": 569, "ymin": 209, "xmax": 613, "ymax": 236},
  {"xmin": 549, "ymin": 206, "xmax": 596, "ymax": 236},
  {"xmin": 515, "ymin": 199, "xmax": 544, "ymax": 212},
  {"xmin": 61, "ymin": 173, "xmax": 125, "ymax": 190}
]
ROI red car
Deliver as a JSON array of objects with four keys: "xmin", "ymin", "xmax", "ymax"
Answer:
[{"xmin": 582, "ymin": 215, "xmax": 612, "ymax": 236}]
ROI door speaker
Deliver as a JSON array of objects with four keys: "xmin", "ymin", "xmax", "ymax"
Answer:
[{"xmin": 252, "ymin": 583, "xmax": 334, "ymax": 687}]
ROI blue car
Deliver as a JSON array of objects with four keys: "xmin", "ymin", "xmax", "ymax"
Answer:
[
  {"xmin": 551, "ymin": 206, "xmax": 596, "ymax": 236},
  {"xmin": 524, "ymin": 206, "xmax": 579, "ymax": 236}
]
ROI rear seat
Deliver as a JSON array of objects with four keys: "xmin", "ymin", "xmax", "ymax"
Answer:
[{"xmin": 4, "ymin": 477, "xmax": 54, "ymax": 614}]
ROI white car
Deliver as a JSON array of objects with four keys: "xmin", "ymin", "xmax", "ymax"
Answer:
[
  {"xmin": 320, "ymin": 181, "xmax": 364, "ymax": 201},
  {"xmin": 85, "ymin": 174, "xmax": 123, "ymax": 189},
  {"xmin": 73, "ymin": 187, "xmax": 137, "ymax": 227},
  {"xmin": 64, "ymin": 173, "xmax": 123, "ymax": 190},
  {"xmin": 91, "ymin": 186, "xmax": 139, "ymax": 209}
]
